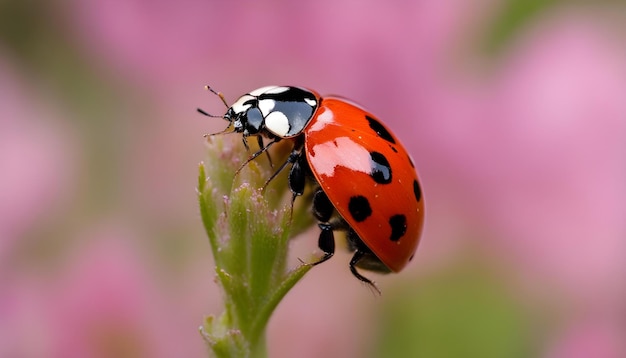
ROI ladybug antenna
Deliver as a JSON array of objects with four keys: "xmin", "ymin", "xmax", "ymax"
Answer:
[
  {"xmin": 197, "ymin": 84, "xmax": 231, "ymax": 121},
  {"xmin": 204, "ymin": 85, "xmax": 229, "ymax": 108},
  {"xmin": 198, "ymin": 108, "xmax": 235, "ymax": 137},
  {"xmin": 197, "ymin": 107, "xmax": 225, "ymax": 119},
  {"xmin": 202, "ymin": 127, "xmax": 236, "ymax": 138}
]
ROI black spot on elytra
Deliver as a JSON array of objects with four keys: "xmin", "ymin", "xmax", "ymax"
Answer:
[
  {"xmin": 366, "ymin": 115, "xmax": 396, "ymax": 144},
  {"xmin": 390, "ymin": 146, "xmax": 398, "ymax": 153},
  {"xmin": 348, "ymin": 196, "xmax": 372, "ymax": 222},
  {"xmin": 409, "ymin": 253, "xmax": 415, "ymax": 262},
  {"xmin": 413, "ymin": 180, "xmax": 422, "ymax": 202},
  {"xmin": 389, "ymin": 214, "xmax": 407, "ymax": 242},
  {"xmin": 370, "ymin": 151, "xmax": 392, "ymax": 184}
]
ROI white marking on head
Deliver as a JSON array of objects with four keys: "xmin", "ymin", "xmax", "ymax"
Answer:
[
  {"xmin": 265, "ymin": 111, "xmax": 290, "ymax": 137},
  {"xmin": 230, "ymin": 95, "xmax": 254, "ymax": 114},
  {"xmin": 249, "ymin": 86, "xmax": 280, "ymax": 96},
  {"xmin": 258, "ymin": 99, "xmax": 276, "ymax": 117},
  {"xmin": 304, "ymin": 98, "xmax": 317, "ymax": 107}
]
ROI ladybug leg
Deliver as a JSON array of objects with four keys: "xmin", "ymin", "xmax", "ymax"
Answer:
[
  {"xmin": 268, "ymin": 136, "xmax": 306, "ymax": 201},
  {"xmin": 347, "ymin": 229, "xmax": 381, "ymax": 294},
  {"xmin": 262, "ymin": 141, "xmax": 304, "ymax": 194},
  {"xmin": 263, "ymin": 139, "xmax": 306, "ymax": 217},
  {"xmin": 312, "ymin": 188, "xmax": 334, "ymax": 222},
  {"xmin": 256, "ymin": 135, "xmax": 273, "ymax": 168},
  {"xmin": 241, "ymin": 135, "xmax": 250, "ymax": 151},
  {"xmin": 234, "ymin": 136, "xmax": 279, "ymax": 176},
  {"xmin": 311, "ymin": 223, "xmax": 335, "ymax": 266},
  {"xmin": 287, "ymin": 150, "xmax": 306, "ymax": 199},
  {"xmin": 311, "ymin": 189, "xmax": 380, "ymax": 294},
  {"xmin": 349, "ymin": 250, "xmax": 381, "ymax": 295},
  {"xmin": 262, "ymin": 150, "xmax": 296, "ymax": 192},
  {"xmin": 307, "ymin": 188, "xmax": 336, "ymax": 265}
]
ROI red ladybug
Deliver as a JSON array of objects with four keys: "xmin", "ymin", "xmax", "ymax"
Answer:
[{"xmin": 202, "ymin": 85, "xmax": 424, "ymax": 292}]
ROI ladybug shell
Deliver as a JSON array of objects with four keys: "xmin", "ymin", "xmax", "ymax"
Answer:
[{"xmin": 305, "ymin": 97, "xmax": 424, "ymax": 272}]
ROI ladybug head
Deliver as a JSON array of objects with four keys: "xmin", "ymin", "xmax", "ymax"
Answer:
[
  {"xmin": 200, "ymin": 85, "xmax": 319, "ymax": 139},
  {"xmin": 224, "ymin": 90, "xmax": 268, "ymax": 136}
]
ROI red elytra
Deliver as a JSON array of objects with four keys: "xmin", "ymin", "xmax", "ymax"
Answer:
[{"xmin": 305, "ymin": 97, "xmax": 424, "ymax": 272}]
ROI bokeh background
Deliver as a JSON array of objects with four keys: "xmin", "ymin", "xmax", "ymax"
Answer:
[{"xmin": 1, "ymin": 0, "xmax": 625, "ymax": 357}]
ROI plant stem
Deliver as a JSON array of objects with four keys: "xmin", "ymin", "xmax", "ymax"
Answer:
[{"xmin": 198, "ymin": 136, "xmax": 314, "ymax": 357}]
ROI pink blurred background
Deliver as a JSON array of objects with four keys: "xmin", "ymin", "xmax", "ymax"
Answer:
[{"xmin": 1, "ymin": 0, "xmax": 625, "ymax": 357}]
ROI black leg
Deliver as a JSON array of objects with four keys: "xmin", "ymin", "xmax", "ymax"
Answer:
[
  {"xmin": 309, "ymin": 190, "xmax": 381, "ymax": 294},
  {"xmin": 309, "ymin": 223, "xmax": 335, "ymax": 266},
  {"xmin": 349, "ymin": 250, "xmax": 381, "ymax": 295},
  {"xmin": 260, "ymin": 145, "xmax": 304, "ymax": 199},
  {"xmin": 235, "ymin": 137, "xmax": 278, "ymax": 176},
  {"xmin": 312, "ymin": 188, "xmax": 334, "ymax": 222},
  {"xmin": 287, "ymin": 152, "xmax": 306, "ymax": 198},
  {"xmin": 256, "ymin": 135, "xmax": 273, "ymax": 168}
]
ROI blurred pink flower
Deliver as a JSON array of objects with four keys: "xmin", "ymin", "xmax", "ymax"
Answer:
[
  {"xmin": 51, "ymin": 226, "xmax": 207, "ymax": 358},
  {"xmin": 0, "ymin": 279, "xmax": 52, "ymax": 357},
  {"xmin": 64, "ymin": 0, "xmax": 482, "ymax": 94},
  {"xmin": 0, "ymin": 54, "xmax": 77, "ymax": 264},
  {"xmin": 1, "ymin": 224, "xmax": 206, "ymax": 357},
  {"xmin": 546, "ymin": 316, "xmax": 626, "ymax": 358},
  {"xmin": 475, "ymin": 14, "xmax": 626, "ymax": 304},
  {"xmin": 66, "ymin": 0, "xmax": 208, "ymax": 84}
]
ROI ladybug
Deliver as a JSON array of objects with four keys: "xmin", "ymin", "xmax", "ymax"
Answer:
[{"xmin": 201, "ymin": 85, "xmax": 424, "ymax": 292}]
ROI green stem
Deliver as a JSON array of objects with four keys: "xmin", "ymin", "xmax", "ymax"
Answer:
[{"xmin": 198, "ymin": 137, "xmax": 314, "ymax": 358}]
